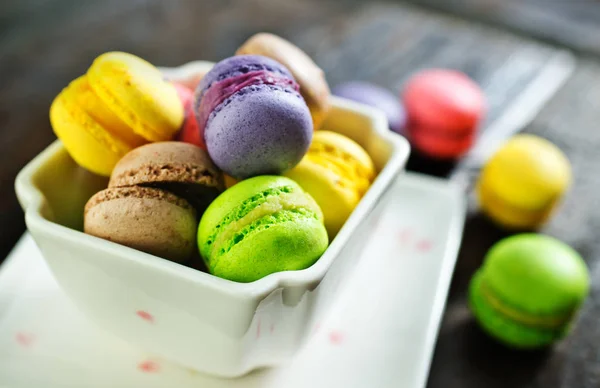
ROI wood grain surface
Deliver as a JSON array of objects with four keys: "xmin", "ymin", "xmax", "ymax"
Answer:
[
  {"xmin": 2, "ymin": 1, "xmax": 600, "ymax": 387},
  {"xmin": 404, "ymin": 0, "xmax": 600, "ymax": 57}
]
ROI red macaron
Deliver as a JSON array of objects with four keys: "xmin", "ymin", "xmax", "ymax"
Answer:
[
  {"xmin": 173, "ymin": 82, "xmax": 206, "ymax": 150},
  {"xmin": 402, "ymin": 69, "xmax": 485, "ymax": 160}
]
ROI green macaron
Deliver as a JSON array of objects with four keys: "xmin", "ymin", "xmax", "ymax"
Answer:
[
  {"xmin": 198, "ymin": 175, "xmax": 329, "ymax": 282},
  {"xmin": 469, "ymin": 234, "xmax": 590, "ymax": 348}
]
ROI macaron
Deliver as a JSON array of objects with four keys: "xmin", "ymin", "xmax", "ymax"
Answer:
[
  {"xmin": 174, "ymin": 83, "xmax": 206, "ymax": 149},
  {"xmin": 469, "ymin": 234, "xmax": 589, "ymax": 348},
  {"xmin": 236, "ymin": 33, "xmax": 331, "ymax": 130},
  {"xmin": 195, "ymin": 55, "xmax": 313, "ymax": 179},
  {"xmin": 477, "ymin": 134, "xmax": 571, "ymax": 230},
  {"xmin": 198, "ymin": 176, "xmax": 329, "ymax": 283},
  {"xmin": 332, "ymin": 81, "xmax": 405, "ymax": 134},
  {"xmin": 402, "ymin": 69, "xmax": 485, "ymax": 159},
  {"xmin": 50, "ymin": 76, "xmax": 147, "ymax": 176},
  {"xmin": 84, "ymin": 186, "xmax": 197, "ymax": 262},
  {"xmin": 50, "ymin": 52, "xmax": 184, "ymax": 176},
  {"xmin": 87, "ymin": 52, "xmax": 184, "ymax": 142},
  {"xmin": 284, "ymin": 131, "xmax": 375, "ymax": 238},
  {"xmin": 109, "ymin": 141, "xmax": 224, "ymax": 213}
]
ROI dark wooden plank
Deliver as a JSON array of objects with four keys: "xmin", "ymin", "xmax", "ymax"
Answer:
[
  {"xmin": 429, "ymin": 60, "xmax": 600, "ymax": 388},
  {"xmin": 402, "ymin": 0, "xmax": 600, "ymax": 57}
]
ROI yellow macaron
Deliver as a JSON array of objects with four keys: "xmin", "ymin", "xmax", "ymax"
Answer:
[
  {"xmin": 284, "ymin": 131, "xmax": 375, "ymax": 238},
  {"xmin": 50, "ymin": 52, "xmax": 184, "ymax": 176},
  {"xmin": 477, "ymin": 134, "xmax": 571, "ymax": 230},
  {"xmin": 87, "ymin": 52, "xmax": 183, "ymax": 142}
]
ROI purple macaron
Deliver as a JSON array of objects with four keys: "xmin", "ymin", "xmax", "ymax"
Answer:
[
  {"xmin": 332, "ymin": 81, "xmax": 406, "ymax": 134},
  {"xmin": 194, "ymin": 55, "xmax": 313, "ymax": 179}
]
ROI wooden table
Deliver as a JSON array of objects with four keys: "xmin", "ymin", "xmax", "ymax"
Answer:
[{"xmin": 2, "ymin": 1, "xmax": 600, "ymax": 387}]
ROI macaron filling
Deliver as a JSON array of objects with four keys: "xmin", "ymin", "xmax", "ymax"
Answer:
[
  {"xmin": 478, "ymin": 276, "xmax": 572, "ymax": 330},
  {"xmin": 203, "ymin": 186, "xmax": 321, "ymax": 262},
  {"xmin": 407, "ymin": 121, "xmax": 475, "ymax": 141},
  {"xmin": 470, "ymin": 274, "xmax": 566, "ymax": 347},
  {"xmin": 197, "ymin": 70, "xmax": 299, "ymax": 132}
]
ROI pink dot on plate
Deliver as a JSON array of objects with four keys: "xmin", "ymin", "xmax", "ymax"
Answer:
[
  {"xmin": 256, "ymin": 319, "xmax": 262, "ymax": 339},
  {"xmin": 328, "ymin": 330, "xmax": 344, "ymax": 345},
  {"xmin": 136, "ymin": 310, "xmax": 154, "ymax": 323},
  {"xmin": 398, "ymin": 228, "xmax": 413, "ymax": 243},
  {"xmin": 416, "ymin": 239, "xmax": 433, "ymax": 252},
  {"xmin": 15, "ymin": 332, "xmax": 35, "ymax": 347},
  {"xmin": 138, "ymin": 360, "xmax": 160, "ymax": 373},
  {"xmin": 312, "ymin": 322, "xmax": 322, "ymax": 335}
]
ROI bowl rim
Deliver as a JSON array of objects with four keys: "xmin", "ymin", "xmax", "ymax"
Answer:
[{"xmin": 15, "ymin": 60, "xmax": 411, "ymax": 299}]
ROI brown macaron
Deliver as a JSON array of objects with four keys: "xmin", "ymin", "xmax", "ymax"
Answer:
[
  {"xmin": 236, "ymin": 33, "xmax": 331, "ymax": 130},
  {"xmin": 109, "ymin": 141, "xmax": 224, "ymax": 213},
  {"xmin": 84, "ymin": 186, "xmax": 197, "ymax": 262}
]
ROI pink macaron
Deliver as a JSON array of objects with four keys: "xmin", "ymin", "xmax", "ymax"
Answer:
[
  {"xmin": 174, "ymin": 83, "xmax": 206, "ymax": 150},
  {"xmin": 402, "ymin": 69, "xmax": 485, "ymax": 160}
]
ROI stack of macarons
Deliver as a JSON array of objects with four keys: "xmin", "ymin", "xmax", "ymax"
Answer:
[{"xmin": 49, "ymin": 33, "xmax": 378, "ymax": 283}]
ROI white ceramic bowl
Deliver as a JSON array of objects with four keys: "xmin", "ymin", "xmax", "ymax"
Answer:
[{"xmin": 15, "ymin": 61, "xmax": 410, "ymax": 377}]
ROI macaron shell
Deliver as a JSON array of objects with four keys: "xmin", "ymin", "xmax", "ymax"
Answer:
[
  {"xmin": 174, "ymin": 82, "xmax": 194, "ymax": 112},
  {"xmin": 204, "ymin": 85, "xmax": 312, "ymax": 179},
  {"xmin": 209, "ymin": 211, "xmax": 329, "ymax": 283},
  {"xmin": 477, "ymin": 180, "xmax": 555, "ymax": 229},
  {"xmin": 70, "ymin": 76, "xmax": 147, "ymax": 148},
  {"xmin": 403, "ymin": 69, "xmax": 485, "ymax": 132},
  {"xmin": 479, "ymin": 134, "xmax": 571, "ymax": 210},
  {"xmin": 236, "ymin": 33, "xmax": 331, "ymax": 129},
  {"xmin": 409, "ymin": 126, "xmax": 475, "ymax": 159},
  {"xmin": 109, "ymin": 141, "xmax": 223, "ymax": 213},
  {"xmin": 109, "ymin": 141, "xmax": 222, "ymax": 189},
  {"xmin": 87, "ymin": 52, "xmax": 184, "ymax": 142},
  {"xmin": 197, "ymin": 55, "xmax": 293, "ymax": 97},
  {"xmin": 284, "ymin": 131, "xmax": 375, "ymax": 238},
  {"xmin": 50, "ymin": 77, "xmax": 137, "ymax": 176},
  {"xmin": 197, "ymin": 175, "xmax": 328, "ymax": 282},
  {"xmin": 174, "ymin": 83, "xmax": 206, "ymax": 149},
  {"xmin": 311, "ymin": 131, "xmax": 375, "ymax": 178},
  {"xmin": 84, "ymin": 186, "xmax": 197, "ymax": 262},
  {"xmin": 470, "ymin": 271, "xmax": 567, "ymax": 348},
  {"xmin": 285, "ymin": 161, "xmax": 358, "ymax": 238},
  {"xmin": 482, "ymin": 234, "xmax": 589, "ymax": 315},
  {"xmin": 198, "ymin": 176, "xmax": 310, "ymax": 244}
]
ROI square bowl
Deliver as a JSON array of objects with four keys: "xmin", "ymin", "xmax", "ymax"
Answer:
[{"xmin": 15, "ymin": 61, "xmax": 410, "ymax": 377}]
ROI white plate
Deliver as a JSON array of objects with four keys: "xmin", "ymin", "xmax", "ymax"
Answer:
[{"xmin": 0, "ymin": 172, "xmax": 464, "ymax": 388}]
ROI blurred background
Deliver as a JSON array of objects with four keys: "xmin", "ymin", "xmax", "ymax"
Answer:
[{"xmin": 2, "ymin": 1, "xmax": 600, "ymax": 387}]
